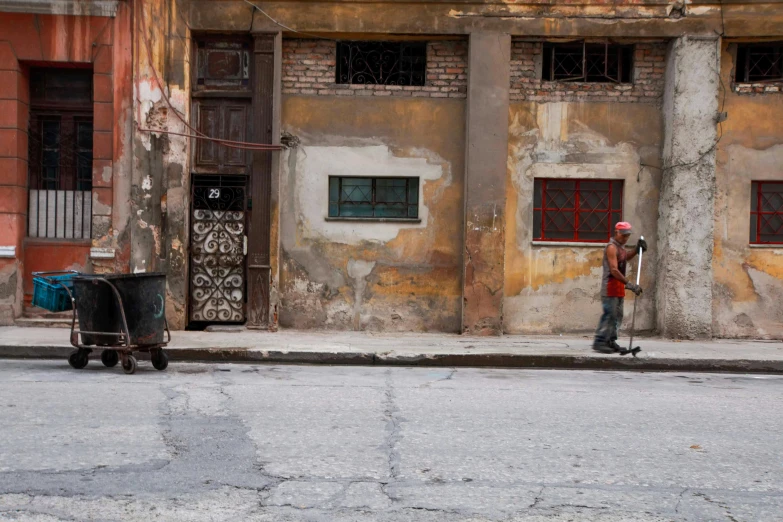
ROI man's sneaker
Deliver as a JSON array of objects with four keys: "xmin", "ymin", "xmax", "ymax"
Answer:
[
  {"xmin": 592, "ymin": 343, "xmax": 615, "ymax": 354},
  {"xmin": 608, "ymin": 340, "xmax": 623, "ymax": 352}
]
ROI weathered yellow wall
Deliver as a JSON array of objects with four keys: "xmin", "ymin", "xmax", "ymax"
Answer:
[
  {"xmin": 279, "ymin": 96, "xmax": 464, "ymax": 332},
  {"xmin": 505, "ymin": 101, "xmax": 663, "ymax": 334},
  {"xmin": 190, "ymin": 0, "xmax": 783, "ymax": 40},
  {"xmin": 713, "ymin": 42, "xmax": 783, "ymax": 339}
]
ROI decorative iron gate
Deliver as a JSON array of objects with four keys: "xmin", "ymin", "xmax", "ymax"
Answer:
[{"xmin": 189, "ymin": 175, "xmax": 248, "ymax": 323}]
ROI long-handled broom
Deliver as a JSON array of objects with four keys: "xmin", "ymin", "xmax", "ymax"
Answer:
[{"xmin": 619, "ymin": 235, "xmax": 643, "ymax": 357}]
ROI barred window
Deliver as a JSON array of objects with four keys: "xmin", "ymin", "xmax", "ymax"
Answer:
[
  {"xmin": 542, "ymin": 42, "xmax": 633, "ymax": 83},
  {"xmin": 27, "ymin": 68, "xmax": 93, "ymax": 239},
  {"xmin": 336, "ymin": 41, "xmax": 426, "ymax": 86},
  {"xmin": 328, "ymin": 177, "xmax": 419, "ymax": 219},
  {"xmin": 533, "ymin": 179, "xmax": 624, "ymax": 242},
  {"xmin": 735, "ymin": 43, "xmax": 783, "ymax": 83},
  {"xmin": 750, "ymin": 181, "xmax": 783, "ymax": 244}
]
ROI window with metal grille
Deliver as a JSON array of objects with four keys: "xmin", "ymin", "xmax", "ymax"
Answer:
[
  {"xmin": 542, "ymin": 42, "xmax": 633, "ymax": 83},
  {"xmin": 336, "ymin": 41, "xmax": 426, "ymax": 86},
  {"xmin": 533, "ymin": 179, "xmax": 624, "ymax": 242},
  {"xmin": 328, "ymin": 177, "xmax": 419, "ymax": 219},
  {"xmin": 750, "ymin": 181, "xmax": 783, "ymax": 244},
  {"xmin": 27, "ymin": 68, "xmax": 93, "ymax": 239},
  {"xmin": 735, "ymin": 43, "xmax": 783, "ymax": 83}
]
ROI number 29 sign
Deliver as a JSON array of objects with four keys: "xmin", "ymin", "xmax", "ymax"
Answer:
[{"xmin": 208, "ymin": 188, "xmax": 221, "ymax": 199}]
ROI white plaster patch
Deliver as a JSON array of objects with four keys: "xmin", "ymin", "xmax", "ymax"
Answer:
[
  {"xmin": 295, "ymin": 145, "xmax": 445, "ymax": 244},
  {"xmin": 91, "ymin": 192, "xmax": 112, "ymax": 217},
  {"xmin": 348, "ymin": 259, "xmax": 376, "ymax": 330},
  {"xmin": 90, "ymin": 248, "xmax": 115, "ymax": 260},
  {"xmin": 138, "ymin": 80, "xmax": 163, "ymax": 106},
  {"xmin": 141, "ymin": 176, "xmax": 153, "ymax": 191}
]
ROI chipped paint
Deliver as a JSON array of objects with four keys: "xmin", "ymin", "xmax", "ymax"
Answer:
[
  {"xmin": 279, "ymin": 96, "xmax": 464, "ymax": 332},
  {"xmin": 712, "ymin": 41, "xmax": 783, "ymax": 338},
  {"xmin": 505, "ymin": 101, "xmax": 663, "ymax": 334}
]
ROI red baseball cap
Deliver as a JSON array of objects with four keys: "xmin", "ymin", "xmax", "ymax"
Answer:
[{"xmin": 615, "ymin": 222, "xmax": 633, "ymax": 235}]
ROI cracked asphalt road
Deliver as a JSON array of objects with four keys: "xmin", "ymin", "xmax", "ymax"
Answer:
[{"xmin": 0, "ymin": 360, "xmax": 782, "ymax": 521}]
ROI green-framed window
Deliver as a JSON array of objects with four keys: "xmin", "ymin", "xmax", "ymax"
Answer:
[{"xmin": 328, "ymin": 176, "xmax": 419, "ymax": 219}]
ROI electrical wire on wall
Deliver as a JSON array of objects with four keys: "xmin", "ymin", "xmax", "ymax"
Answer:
[
  {"xmin": 135, "ymin": 0, "xmax": 282, "ymax": 151},
  {"xmin": 636, "ymin": 54, "xmax": 728, "ymax": 181},
  {"xmin": 635, "ymin": 2, "xmax": 729, "ymax": 182},
  {"xmin": 241, "ymin": 0, "xmax": 336, "ymax": 41}
]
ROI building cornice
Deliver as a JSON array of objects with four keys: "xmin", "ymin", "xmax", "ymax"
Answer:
[{"xmin": 0, "ymin": 0, "xmax": 119, "ymax": 17}]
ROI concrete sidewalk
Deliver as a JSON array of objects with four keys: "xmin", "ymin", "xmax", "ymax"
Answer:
[{"xmin": 1, "ymin": 326, "xmax": 782, "ymax": 373}]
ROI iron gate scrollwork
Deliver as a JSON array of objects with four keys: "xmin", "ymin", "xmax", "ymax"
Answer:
[{"xmin": 190, "ymin": 175, "xmax": 248, "ymax": 323}]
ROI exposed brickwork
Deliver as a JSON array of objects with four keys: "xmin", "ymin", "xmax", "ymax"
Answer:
[
  {"xmin": 282, "ymin": 39, "xmax": 467, "ymax": 98},
  {"xmin": 510, "ymin": 39, "xmax": 667, "ymax": 103},
  {"xmin": 733, "ymin": 82, "xmax": 783, "ymax": 95}
]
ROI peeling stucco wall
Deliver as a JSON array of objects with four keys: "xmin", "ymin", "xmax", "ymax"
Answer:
[
  {"xmin": 132, "ymin": 0, "xmax": 190, "ymax": 328},
  {"xmin": 505, "ymin": 101, "xmax": 663, "ymax": 334},
  {"xmin": 0, "ymin": 261, "xmax": 21, "ymax": 325},
  {"xmin": 713, "ymin": 41, "xmax": 783, "ymax": 340},
  {"xmin": 279, "ymin": 96, "xmax": 464, "ymax": 332}
]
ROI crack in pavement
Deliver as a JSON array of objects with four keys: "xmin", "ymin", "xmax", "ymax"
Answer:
[
  {"xmin": 529, "ymin": 485, "xmax": 546, "ymax": 509},
  {"xmin": 694, "ymin": 492, "xmax": 742, "ymax": 522},
  {"xmin": 675, "ymin": 487, "xmax": 689, "ymax": 515},
  {"xmin": 383, "ymin": 369, "xmax": 402, "ymax": 482},
  {"xmin": 420, "ymin": 369, "xmax": 457, "ymax": 388}
]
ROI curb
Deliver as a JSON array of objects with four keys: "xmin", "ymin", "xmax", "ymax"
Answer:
[{"xmin": 1, "ymin": 345, "xmax": 782, "ymax": 373}]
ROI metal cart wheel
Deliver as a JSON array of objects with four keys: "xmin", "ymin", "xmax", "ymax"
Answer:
[
  {"xmin": 101, "ymin": 350, "xmax": 119, "ymax": 368},
  {"xmin": 122, "ymin": 354, "xmax": 137, "ymax": 375},
  {"xmin": 68, "ymin": 349, "xmax": 89, "ymax": 370},
  {"xmin": 151, "ymin": 349, "xmax": 168, "ymax": 371}
]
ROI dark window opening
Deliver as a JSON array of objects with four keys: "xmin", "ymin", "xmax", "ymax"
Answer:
[
  {"xmin": 542, "ymin": 42, "xmax": 633, "ymax": 83},
  {"xmin": 533, "ymin": 179, "xmax": 624, "ymax": 242},
  {"xmin": 735, "ymin": 43, "xmax": 783, "ymax": 83},
  {"xmin": 336, "ymin": 41, "xmax": 426, "ymax": 86},
  {"xmin": 39, "ymin": 119, "xmax": 60, "ymax": 191},
  {"xmin": 27, "ymin": 68, "xmax": 93, "ymax": 239},
  {"xmin": 30, "ymin": 68, "xmax": 92, "ymax": 106},
  {"xmin": 328, "ymin": 177, "xmax": 419, "ymax": 219},
  {"xmin": 76, "ymin": 120, "xmax": 94, "ymax": 191},
  {"xmin": 750, "ymin": 181, "xmax": 783, "ymax": 244},
  {"xmin": 195, "ymin": 39, "xmax": 251, "ymax": 90}
]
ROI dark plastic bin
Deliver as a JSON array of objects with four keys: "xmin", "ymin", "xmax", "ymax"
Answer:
[{"xmin": 73, "ymin": 273, "xmax": 167, "ymax": 347}]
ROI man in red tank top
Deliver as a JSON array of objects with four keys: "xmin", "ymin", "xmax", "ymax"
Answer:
[{"xmin": 593, "ymin": 222, "xmax": 647, "ymax": 353}]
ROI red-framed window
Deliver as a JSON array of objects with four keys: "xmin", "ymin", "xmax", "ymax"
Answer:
[
  {"xmin": 750, "ymin": 181, "xmax": 783, "ymax": 244},
  {"xmin": 533, "ymin": 179, "xmax": 623, "ymax": 242}
]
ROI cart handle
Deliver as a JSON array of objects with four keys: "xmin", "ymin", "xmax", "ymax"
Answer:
[
  {"xmin": 68, "ymin": 277, "xmax": 132, "ymax": 350},
  {"xmin": 32, "ymin": 270, "xmax": 82, "ymax": 283}
]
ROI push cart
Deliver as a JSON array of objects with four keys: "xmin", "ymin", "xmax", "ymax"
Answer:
[{"xmin": 32, "ymin": 271, "xmax": 171, "ymax": 375}]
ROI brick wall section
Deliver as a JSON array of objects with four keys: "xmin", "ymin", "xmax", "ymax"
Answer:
[
  {"xmin": 733, "ymin": 82, "xmax": 783, "ymax": 95},
  {"xmin": 510, "ymin": 39, "xmax": 668, "ymax": 103},
  {"xmin": 282, "ymin": 39, "xmax": 467, "ymax": 98}
]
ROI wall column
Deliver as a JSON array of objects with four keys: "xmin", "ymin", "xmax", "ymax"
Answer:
[
  {"xmin": 0, "ymin": 49, "xmax": 26, "ymax": 325},
  {"xmin": 656, "ymin": 35, "xmax": 720, "ymax": 339},
  {"xmin": 462, "ymin": 32, "xmax": 510, "ymax": 335}
]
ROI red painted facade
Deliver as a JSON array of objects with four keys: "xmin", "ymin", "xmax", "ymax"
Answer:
[{"xmin": 0, "ymin": 7, "xmax": 132, "ymax": 323}]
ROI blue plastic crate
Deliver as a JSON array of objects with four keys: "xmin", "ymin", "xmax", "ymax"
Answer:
[{"xmin": 32, "ymin": 274, "xmax": 76, "ymax": 312}]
